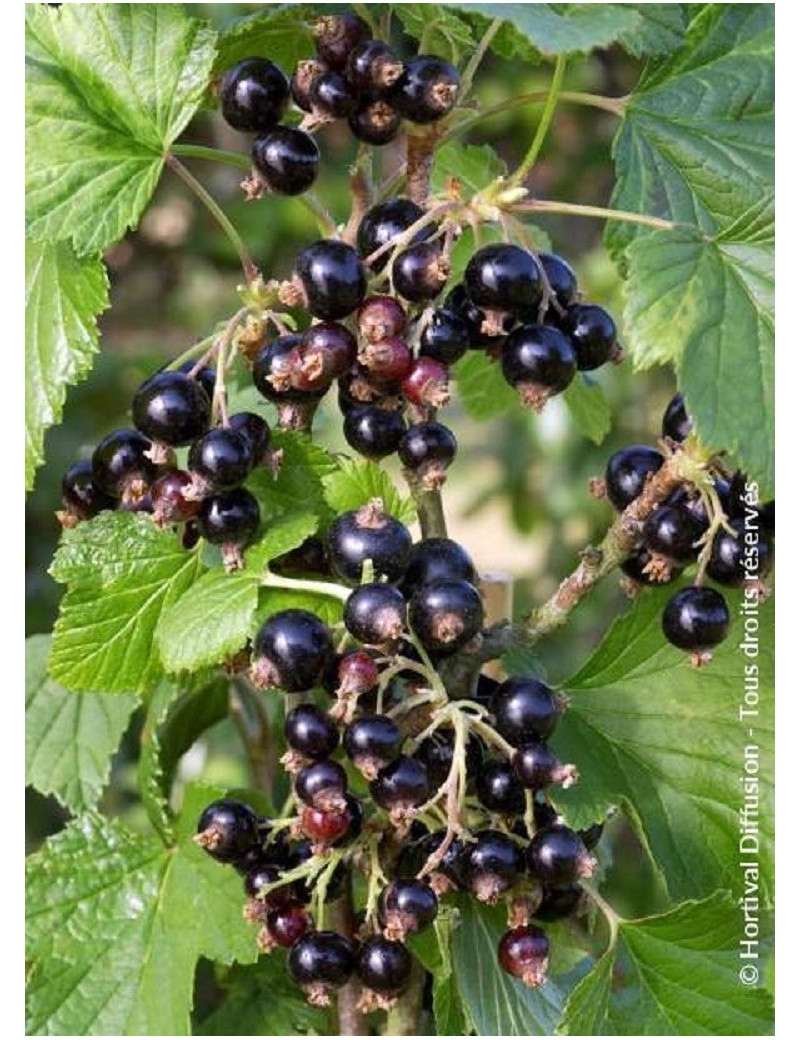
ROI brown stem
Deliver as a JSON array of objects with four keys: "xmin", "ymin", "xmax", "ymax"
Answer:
[
  {"xmin": 329, "ymin": 883, "xmax": 368, "ymax": 1036},
  {"xmin": 407, "ymin": 472, "xmax": 448, "ymax": 539},
  {"xmin": 406, "ymin": 127, "xmax": 440, "ymax": 206},
  {"xmin": 341, "ymin": 166, "xmax": 373, "ymax": 246}
]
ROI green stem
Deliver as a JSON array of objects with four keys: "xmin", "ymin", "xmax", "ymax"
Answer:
[
  {"xmin": 165, "ymin": 154, "xmax": 257, "ymax": 281},
  {"xmin": 509, "ymin": 55, "xmax": 567, "ymax": 187},
  {"xmin": 511, "ymin": 198, "xmax": 676, "ymax": 231},
  {"xmin": 458, "ymin": 17, "xmax": 503, "ymax": 101},
  {"xmin": 581, "ymin": 883, "xmax": 621, "ymax": 946},
  {"xmin": 385, "ymin": 959, "xmax": 426, "ymax": 1035},
  {"xmin": 261, "ymin": 571, "xmax": 352, "ymax": 602}
]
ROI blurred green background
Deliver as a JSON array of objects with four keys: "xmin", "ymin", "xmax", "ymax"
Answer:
[{"xmin": 26, "ymin": 3, "xmax": 674, "ymax": 948}]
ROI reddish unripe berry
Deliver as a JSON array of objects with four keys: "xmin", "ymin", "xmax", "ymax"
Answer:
[
  {"xmin": 358, "ymin": 336, "xmax": 413, "ymax": 385},
  {"xmin": 357, "ymin": 296, "xmax": 407, "ymax": 343},
  {"xmin": 301, "ymin": 804, "xmax": 352, "ymax": 845},
  {"xmin": 151, "ymin": 470, "xmax": 200, "ymax": 525},
  {"xmin": 498, "ymin": 926, "xmax": 549, "ymax": 988},
  {"xmin": 267, "ymin": 901, "xmax": 313, "ymax": 947},
  {"xmin": 401, "ymin": 357, "xmax": 451, "ymax": 409}
]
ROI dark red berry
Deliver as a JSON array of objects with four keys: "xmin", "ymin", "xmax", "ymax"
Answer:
[
  {"xmin": 401, "ymin": 538, "xmax": 476, "ymax": 595},
  {"xmin": 370, "ymin": 756, "xmax": 430, "ymax": 813},
  {"xmin": 527, "ymin": 825, "xmax": 595, "ymax": 884},
  {"xmin": 60, "ymin": 460, "xmax": 115, "ymax": 523},
  {"xmin": 252, "ymin": 126, "xmax": 319, "ymax": 196},
  {"xmin": 707, "ymin": 517, "xmax": 773, "ymax": 586},
  {"xmin": 346, "ymin": 39, "xmax": 404, "ymax": 90},
  {"xmin": 460, "ymin": 829, "xmax": 523, "ymax": 903},
  {"xmin": 391, "ymin": 55, "xmax": 459, "ymax": 124},
  {"xmin": 498, "ymin": 925, "xmax": 549, "ymax": 988},
  {"xmin": 297, "ymin": 322, "xmax": 357, "ymax": 388},
  {"xmin": 393, "ymin": 242, "xmax": 448, "ymax": 303},
  {"xmin": 465, "ymin": 244, "xmax": 542, "ymax": 315},
  {"xmin": 314, "ymin": 13, "xmax": 372, "ymax": 70},
  {"xmin": 419, "ymin": 309, "xmax": 470, "ymax": 364},
  {"xmin": 408, "ymin": 579, "xmax": 484, "ymax": 655},
  {"xmin": 195, "ymin": 799, "xmax": 260, "ymax": 863},
  {"xmin": 344, "ymin": 583, "xmax": 406, "ymax": 646},
  {"xmin": 379, "ymin": 879, "xmax": 438, "ymax": 940},
  {"xmin": 325, "ymin": 650, "xmax": 380, "ymax": 700},
  {"xmin": 476, "ymin": 760, "xmax": 525, "ymax": 816},
  {"xmin": 398, "ymin": 422, "xmax": 457, "ymax": 488},
  {"xmin": 357, "ymin": 296, "xmax": 407, "ymax": 343},
  {"xmin": 151, "ymin": 470, "xmax": 200, "ymax": 525},
  {"xmin": 662, "ymin": 586, "xmax": 730, "ymax": 652},
  {"xmin": 300, "ymin": 804, "xmax": 351, "ymax": 845},
  {"xmin": 295, "ymin": 241, "xmax": 367, "ymax": 320},
  {"xmin": 188, "ymin": 428, "xmax": 252, "ymax": 491},
  {"xmin": 490, "ymin": 678, "xmax": 563, "ymax": 747},
  {"xmin": 220, "ymin": 58, "xmax": 290, "ymax": 132},
  {"xmin": 401, "ymin": 358, "xmax": 450, "ymax": 410},
  {"xmin": 662, "ymin": 392, "xmax": 693, "ymax": 442},
  {"xmin": 605, "ymin": 445, "xmax": 664, "ymax": 511},
  {"xmin": 285, "ymin": 704, "xmax": 339, "ymax": 760},
  {"xmin": 357, "ymin": 937, "xmax": 413, "ymax": 997},
  {"xmin": 327, "ymin": 500, "xmax": 412, "ymax": 585},
  {"xmin": 288, "ymin": 930, "xmax": 355, "ymax": 1002},
  {"xmin": 267, "ymin": 900, "xmax": 313, "ymax": 947},
  {"xmin": 343, "ymin": 405, "xmax": 407, "ymax": 460},
  {"xmin": 357, "ymin": 199, "xmax": 427, "ymax": 271},
  {"xmin": 358, "ymin": 336, "xmax": 413, "ymax": 385},
  {"xmin": 132, "ymin": 371, "xmax": 210, "ymax": 446},
  {"xmin": 252, "ymin": 609, "xmax": 333, "ymax": 691},
  {"xmin": 92, "ymin": 429, "xmax": 157, "ymax": 503},
  {"xmin": 344, "ymin": 715, "xmax": 403, "ymax": 779},
  {"xmin": 501, "ymin": 325, "xmax": 577, "ymax": 410},
  {"xmin": 348, "ymin": 94, "xmax": 402, "ymax": 146}
]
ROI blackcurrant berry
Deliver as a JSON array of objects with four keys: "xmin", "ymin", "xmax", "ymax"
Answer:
[
  {"xmin": 419, "ymin": 309, "xmax": 470, "ymax": 364},
  {"xmin": 357, "ymin": 199, "xmax": 427, "ymax": 271},
  {"xmin": 178, "ymin": 359, "xmax": 216, "ymax": 403},
  {"xmin": 296, "ymin": 759, "xmax": 348, "ymax": 811},
  {"xmin": 357, "ymin": 937, "xmax": 413, "ymax": 997},
  {"xmin": 327, "ymin": 500, "xmax": 412, "ymax": 585},
  {"xmin": 288, "ymin": 930, "xmax": 356, "ymax": 1003},
  {"xmin": 415, "ymin": 728, "xmax": 482, "ymax": 787},
  {"xmin": 309, "ymin": 70, "xmax": 358, "ymax": 118},
  {"xmin": 252, "ymin": 126, "xmax": 319, "ymax": 196},
  {"xmin": 345, "ymin": 40, "xmax": 404, "ymax": 91},
  {"xmin": 534, "ymin": 884, "xmax": 584, "ymax": 922},
  {"xmin": 401, "ymin": 358, "xmax": 451, "ymax": 410},
  {"xmin": 501, "ymin": 325, "xmax": 577, "ymax": 410},
  {"xmin": 347, "ymin": 94, "xmax": 403, "ymax": 146},
  {"xmin": 460, "ymin": 829, "xmax": 523, "ymax": 903},
  {"xmin": 314, "ymin": 13, "xmax": 372, "ymax": 70},
  {"xmin": 59, "ymin": 459, "xmax": 115, "ymax": 524},
  {"xmin": 92, "ymin": 429, "xmax": 157, "ymax": 503},
  {"xmin": 267, "ymin": 900, "xmax": 313, "ymax": 947},
  {"xmin": 560, "ymin": 303, "xmax": 617, "ymax": 371},
  {"xmin": 272, "ymin": 535, "xmax": 330, "ymax": 578},
  {"xmin": 707, "ymin": 517, "xmax": 773, "ymax": 586},
  {"xmin": 243, "ymin": 862, "xmax": 291, "ymax": 906},
  {"xmin": 539, "ymin": 252, "xmax": 578, "ymax": 310},
  {"xmin": 324, "ymin": 650, "xmax": 380, "ymax": 701},
  {"xmin": 490, "ymin": 677, "xmax": 563, "ymax": 747},
  {"xmin": 195, "ymin": 798, "xmax": 260, "ymax": 863},
  {"xmin": 409, "ymin": 579, "xmax": 483, "ymax": 655},
  {"xmin": 344, "ymin": 405, "xmax": 407, "ymax": 460},
  {"xmin": 132, "ymin": 371, "xmax": 210, "ymax": 446},
  {"xmin": 295, "ymin": 322, "xmax": 357, "ymax": 391},
  {"xmin": 662, "ymin": 586, "xmax": 731, "ymax": 651},
  {"xmin": 527, "ymin": 825, "xmax": 596, "ymax": 884},
  {"xmin": 513, "ymin": 742, "xmax": 577, "ymax": 790},
  {"xmin": 391, "ymin": 55, "xmax": 459, "ymax": 124},
  {"xmin": 228, "ymin": 411, "xmax": 271, "ymax": 465},
  {"xmin": 300, "ymin": 804, "xmax": 351, "ymax": 846},
  {"xmin": 398, "ymin": 423, "xmax": 457, "ymax": 488},
  {"xmin": 295, "ymin": 240, "xmax": 367, "ymax": 320},
  {"xmin": 401, "ymin": 538, "xmax": 477, "ymax": 595},
  {"xmin": 498, "ymin": 926, "xmax": 549, "ymax": 988},
  {"xmin": 662, "ymin": 392, "xmax": 693, "ymax": 442},
  {"xmin": 290, "ymin": 58, "xmax": 328, "ymax": 113},
  {"xmin": 285, "ymin": 704, "xmax": 339, "ymax": 760},
  {"xmin": 579, "ymin": 821, "xmax": 605, "ymax": 852},
  {"xmin": 198, "ymin": 488, "xmax": 260, "ymax": 560},
  {"xmin": 465, "ymin": 244, "xmax": 542, "ymax": 314},
  {"xmin": 474, "ymin": 672, "xmax": 500, "ymax": 708},
  {"xmin": 220, "ymin": 58, "xmax": 290, "ymax": 132},
  {"xmin": 358, "ymin": 336, "xmax": 413, "ymax": 385},
  {"xmin": 150, "ymin": 469, "xmax": 200, "ymax": 526},
  {"xmin": 642, "ymin": 503, "xmax": 706, "ymax": 566},
  {"xmin": 252, "ymin": 334, "xmax": 317, "ymax": 403},
  {"xmin": 252, "ymin": 609, "xmax": 333, "ymax": 691},
  {"xmin": 379, "ymin": 879, "xmax": 438, "ymax": 940},
  {"xmin": 370, "ymin": 756, "xmax": 430, "ymax": 814},
  {"xmin": 357, "ymin": 296, "xmax": 407, "ymax": 345},
  {"xmin": 343, "ymin": 715, "xmax": 402, "ymax": 779},
  {"xmin": 605, "ymin": 445, "xmax": 664, "ymax": 511},
  {"xmin": 188, "ymin": 428, "xmax": 252, "ymax": 491},
  {"xmin": 392, "ymin": 242, "xmax": 449, "ymax": 303},
  {"xmin": 344, "ymin": 582, "xmax": 406, "ymax": 646},
  {"xmin": 476, "ymin": 759, "xmax": 525, "ymax": 816},
  {"xmin": 620, "ymin": 544, "xmax": 679, "ymax": 587},
  {"xmin": 398, "ymin": 828, "xmax": 467, "ymax": 888}
]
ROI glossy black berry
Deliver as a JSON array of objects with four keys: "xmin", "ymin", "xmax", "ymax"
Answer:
[
  {"xmin": 393, "ymin": 242, "xmax": 448, "ymax": 303},
  {"xmin": 285, "ymin": 704, "xmax": 339, "ymax": 760},
  {"xmin": 150, "ymin": 470, "xmax": 200, "ymax": 525},
  {"xmin": 662, "ymin": 586, "xmax": 731, "ymax": 651},
  {"xmin": 243, "ymin": 861, "xmax": 291, "ymax": 905},
  {"xmin": 348, "ymin": 94, "xmax": 403, "ymax": 146},
  {"xmin": 379, "ymin": 879, "xmax": 438, "ymax": 939},
  {"xmin": 296, "ymin": 240, "xmax": 367, "ymax": 320},
  {"xmin": 345, "ymin": 39, "xmax": 404, "ymax": 91},
  {"xmin": 195, "ymin": 799, "xmax": 260, "ymax": 863},
  {"xmin": 310, "ymin": 70, "xmax": 358, "ymax": 117},
  {"xmin": 290, "ymin": 58, "xmax": 328, "ymax": 113},
  {"xmin": 527, "ymin": 825, "xmax": 595, "ymax": 885},
  {"xmin": 342, "ymin": 405, "xmax": 405, "ymax": 460},
  {"xmin": 198, "ymin": 488, "xmax": 260, "ymax": 548},
  {"xmin": 498, "ymin": 926, "xmax": 549, "ymax": 988},
  {"xmin": 91, "ymin": 429, "xmax": 157, "ymax": 502},
  {"xmin": 398, "ymin": 423, "xmax": 457, "ymax": 482},
  {"xmin": 299, "ymin": 322, "xmax": 358, "ymax": 388},
  {"xmin": 642, "ymin": 503, "xmax": 706, "ymax": 564},
  {"xmin": 344, "ymin": 715, "xmax": 402, "ymax": 778},
  {"xmin": 132, "ymin": 371, "xmax": 210, "ymax": 446},
  {"xmin": 605, "ymin": 445, "xmax": 664, "ymax": 511},
  {"xmin": 397, "ymin": 828, "xmax": 467, "ymax": 887},
  {"xmin": 534, "ymin": 884, "xmax": 584, "ymax": 922},
  {"xmin": 252, "ymin": 609, "xmax": 333, "ymax": 692},
  {"xmin": 220, "ymin": 58, "xmax": 290, "ymax": 132},
  {"xmin": 539, "ymin": 252, "xmax": 578, "ymax": 311},
  {"xmin": 401, "ymin": 538, "xmax": 476, "ymax": 595},
  {"xmin": 370, "ymin": 756, "xmax": 430, "ymax": 812},
  {"xmin": 707, "ymin": 517, "xmax": 773, "ymax": 586},
  {"xmin": 662, "ymin": 392, "xmax": 693, "ymax": 442},
  {"xmin": 288, "ymin": 930, "xmax": 355, "ymax": 996},
  {"xmin": 344, "ymin": 583, "xmax": 406, "ymax": 646},
  {"xmin": 620, "ymin": 544, "xmax": 679, "ymax": 587},
  {"xmin": 513, "ymin": 742, "xmax": 575, "ymax": 790},
  {"xmin": 252, "ymin": 334, "xmax": 316, "ymax": 403},
  {"xmin": 501, "ymin": 325, "xmax": 577, "ymax": 409},
  {"xmin": 60, "ymin": 460, "xmax": 115, "ymax": 522},
  {"xmin": 391, "ymin": 55, "xmax": 459, "ymax": 123},
  {"xmin": 476, "ymin": 760, "xmax": 525, "ymax": 816},
  {"xmin": 460, "ymin": 829, "xmax": 523, "ymax": 902},
  {"xmin": 357, "ymin": 937, "xmax": 413, "ymax": 997},
  {"xmin": 228, "ymin": 411, "xmax": 271, "ymax": 464},
  {"xmin": 445, "ymin": 284, "xmax": 515, "ymax": 347},
  {"xmin": 327, "ymin": 501, "xmax": 412, "ymax": 585},
  {"xmin": 465, "ymin": 244, "xmax": 542, "ymax": 314},
  {"xmin": 419, "ymin": 309, "xmax": 470, "ymax": 364},
  {"xmin": 579, "ymin": 821, "xmax": 605, "ymax": 852},
  {"xmin": 409, "ymin": 579, "xmax": 484, "ymax": 655},
  {"xmin": 272, "ymin": 535, "xmax": 330, "ymax": 578},
  {"xmin": 296, "ymin": 759, "xmax": 348, "ymax": 811},
  {"xmin": 177, "ymin": 359, "xmax": 216, "ymax": 403},
  {"xmin": 560, "ymin": 303, "xmax": 617, "ymax": 371},
  {"xmin": 357, "ymin": 199, "xmax": 427, "ymax": 269},
  {"xmin": 314, "ymin": 13, "xmax": 372, "ymax": 70},
  {"xmin": 188, "ymin": 428, "xmax": 252, "ymax": 491},
  {"xmin": 490, "ymin": 677, "xmax": 563, "ymax": 747},
  {"xmin": 252, "ymin": 127, "xmax": 319, "ymax": 196},
  {"xmin": 415, "ymin": 729, "xmax": 482, "ymax": 787}
]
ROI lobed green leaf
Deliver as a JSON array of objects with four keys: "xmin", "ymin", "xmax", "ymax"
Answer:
[{"xmin": 323, "ymin": 459, "xmax": 416, "ymax": 526}]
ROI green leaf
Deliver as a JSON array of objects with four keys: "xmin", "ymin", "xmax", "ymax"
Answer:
[
  {"xmin": 323, "ymin": 459, "xmax": 416, "ymax": 526},
  {"xmin": 451, "ymin": 900, "xmax": 574, "ymax": 1035},
  {"xmin": 137, "ymin": 680, "xmax": 181, "ymax": 842},
  {"xmin": 25, "ymin": 635, "xmax": 136, "ymax": 813},
  {"xmin": 431, "ymin": 141, "xmax": 506, "ymax": 197},
  {"xmin": 151, "ymin": 678, "xmax": 231, "ymax": 796},
  {"xmin": 624, "ymin": 215, "xmax": 774, "ymax": 493},
  {"xmin": 615, "ymin": 4, "xmax": 689, "ymax": 57},
  {"xmin": 552, "ymin": 586, "xmax": 774, "ymax": 903},
  {"xmin": 157, "ymin": 511, "xmax": 318, "ymax": 674},
  {"xmin": 607, "ymin": 4, "xmax": 774, "ymax": 260},
  {"xmin": 213, "ymin": 5, "xmax": 315, "ymax": 75},
  {"xmin": 50, "ymin": 512, "xmax": 205, "ymax": 694},
  {"xmin": 26, "ymin": 784, "xmax": 258, "ymax": 1036},
  {"xmin": 254, "ymin": 587, "xmax": 345, "ymax": 632},
  {"xmin": 557, "ymin": 894, "xmax": 774, "ymax": 1035},
  {"xmin": 247, "ymin": 430, "xmax": 339, "ymax": 521},
  {"xmin": 454, "ymin": 351, "xmax": 517, "ymax": 421},
  {"xmin": 408, "ymin": 908, "xmax": 469, "ymax": 1035},
  {"xmin": 25, "ymin": 240, "xmax": 108, "ymax": 492},
  {"xmin": 26, "ymin": 3, "xmax": 217, "ymax": 253},
  {"xmin": 197, "ymin": 960, "xmax": 329, "ymax": 1035},
  {"xmin": 562, "ymin": 375, "xmax": 612, "ymax": 446},
  {"xmin": 395, "ymin": 5, "xmax": 475, "ymax": 61}
]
